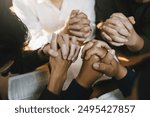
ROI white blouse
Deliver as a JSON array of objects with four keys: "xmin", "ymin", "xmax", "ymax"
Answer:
[{"xmin": 13, "ymin": 0, "xmax": 95, "ymax": 50}]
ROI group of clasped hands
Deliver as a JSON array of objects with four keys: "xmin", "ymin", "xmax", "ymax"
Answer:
[{"xmin": 41, "ymin": 9, "xmax": 136, "ymax": 95}]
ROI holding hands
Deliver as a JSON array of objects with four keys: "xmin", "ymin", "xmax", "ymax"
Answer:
[
  {"xmin": 64, "ymin": 10, "xmax": 92, "ymax": 42},
  {"xmin": 97, "ymin": 13, "xmax": 144, "ymax": 52},
  {"xmin": 43, "ymin": 34, "xmax": 81, "ymax": 94},
  {"xmin": 76, "ymin": 40, "xmax": 127, "ymax": 89}
]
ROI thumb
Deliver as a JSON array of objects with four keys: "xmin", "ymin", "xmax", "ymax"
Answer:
[
  {"xmin": 93, "ymin": 62, "xmax": 110, "ymax": 73},
  {"xmin": 48, "ymin": 49, "xmax": 58, "ymax": 57}
]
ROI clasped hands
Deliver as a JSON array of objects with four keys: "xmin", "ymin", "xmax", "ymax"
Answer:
[
  {"xmin": 43, "ymin": 33, "xmax": 127, "ymax": 94},
  {"xmin": 97, "ymin": 13, "xmax": 144, "ymax": 52}
]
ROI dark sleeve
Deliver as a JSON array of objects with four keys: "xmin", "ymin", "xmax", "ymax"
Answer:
[
  {"xmin": 10, "ymin": 50, "xmax": 49, "ymax": 74},
  {"xmin": 113, "ymin": 68, "xmax": 136, "ymax": 97},
  {"xmin": 135, "ymin": 4, "xmax": 150, "ymax": 54},
  {"xmin": 39, "ymin": 87, "xmax": 61, "ymax": 100},
  {"xmin": 95, "ymin": 0, "xmax": 119, "ymax": 39},
  {"xmin": 62, "ymin": 79, "xmax": 93, "ymax": 100},
  {"xmin": 139, "ymin": 34, "xmax": 150, "ymax": 54}
]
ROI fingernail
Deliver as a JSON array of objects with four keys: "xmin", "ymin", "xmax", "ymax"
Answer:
[
  {"xmin": 93, "ymin": 63, "xmax": 99, "ymax": 69},
  {"xmin": 64, "ymin": 56, "xmax": 67, "ymax": 59},
  {"xmin": 68, "ymin": 57, "xmax": 71, "ymax": 60},
  {"xmin": 85, "ymin": 56, "xmax": 88, "ymax": 60}
]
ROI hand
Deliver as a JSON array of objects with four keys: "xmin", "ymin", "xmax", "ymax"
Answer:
[
  {"xmin": 46, "ymin": 34, "xmax": 71, "ymax": 94},
  {"xmin": 82, "ymin": 40, "xmax": 111, "ymax": 60},
  {"xmin": 57, "ymin": 34, "xmax": 81, "ymax": 62},
  {"xmin": 65, "ymin": 10, "xmax": 92, "ymax": 41},
  {"xmin": 76, "ymin": 55, "xmax": 102, "ymax": 88},
  {"xmin": 93, "ymin": 49, "xmax": 127, "ymax": 80},
  {"xmin": 97, "ymin": 13, "xmax": 144, "ymax": 51}
]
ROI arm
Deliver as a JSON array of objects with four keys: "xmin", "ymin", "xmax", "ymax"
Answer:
[
  {"xmin": 62, "ymin": 40, "xmax": 110, "ymax": 100},
  {"xmin": 82, "ymin": 0, "xmax": 96, "ymax": 39},
  {"xmin": 13, "ymin": 0, "xmax": 51, "ymax": 50},
  {"xmin": 40, "ymin": 34, "xmax": 81, "ymax": 100},
  {"xmin": 10, "ymin": 49, "xmax": 48, "ymax": 74}
]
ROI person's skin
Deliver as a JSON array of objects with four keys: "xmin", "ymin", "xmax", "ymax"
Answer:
[
  {"xmin": 46, "ymin": 34, "xmax": 81, "ymax": 94},
  {"xmin": 97, "ymin": 13, "xmax": 144, "ymax": 52},
  {"xmin": 50, "ymin": 0, "xmax": 92, "ymax": 41},
  {"xmin": 76, "ymin": 55, "xmax": 102, "ymax": 88},
  {"xmin": 81, "ymin": 40, "xmax": 127, "ymax": 81},
  {"xmin": 63, "ymin": 10, "xmax": 92, "ymax": 41},
  {"xmin": 50, "ymin": 0, "xmax": 63, "ymax": 9},
  {"xmin": 76, "ymin": 40, "xmax": 112, "ymax": 88}
]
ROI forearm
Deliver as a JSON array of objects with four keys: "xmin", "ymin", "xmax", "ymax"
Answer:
[
  {"xmin": 113, "ymin": 68, "xmax": 136, "ymax": 97},
  {"xmin": 127, "ymin": 31, "xmax": 144, "ymax": 52},
  {"xmin": 47, "ymin": 70, "xmax": 67, "ymax": 95},
  {"xmin": 62, "ymin": 79, "xmax": 93, "ymax": 100}
]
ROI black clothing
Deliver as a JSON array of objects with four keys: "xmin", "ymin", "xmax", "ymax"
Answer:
[
  {"xmin": 113, "ymin": 68, "xmax": 136, "ymax": 97},
  {"xmin": 39, "ymin": 79, "xmax": 93, "ymax": 100},
  {"xmin": 10, "ymin": 50, "xmax": 48, "ymax": 74},
  {"xmin": 95, "ymin": 0, "xmax": 150, "ymax": 55}
]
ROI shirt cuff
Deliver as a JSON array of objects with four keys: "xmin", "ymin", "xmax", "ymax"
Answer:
[
  {"xmin": 62, "ymin": 79, "xmax": 93, "ymax": 100},
  {"xmin": 39, "ymin": 87, "xmax": 61, "ymax": 100},
  {"xmin": 113, "ymin": 68, "xmax": 136, "ymax": 97}
]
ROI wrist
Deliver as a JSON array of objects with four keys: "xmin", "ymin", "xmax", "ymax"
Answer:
[
  {"xmin": 47, "ymin": 72, "xmax": 67, "ymax": 95},
  {"xmin": 115, "ymin": 65, "xmax": 127, "ymax": 80},
  {"xmin": 127, "ymin": 31, "xmax": 144, "ymax": 52}
]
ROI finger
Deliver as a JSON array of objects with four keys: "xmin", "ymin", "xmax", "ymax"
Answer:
[
  {"xmin": 105, "ymin": 17, "xmax": 125, "ymax": 28},
  {"xmin": 72, "ymin": 45, "xmax": 81, "ymax": 62},
  {"xmin": 70, "ymin": 10, "xmax": 80, "ymax": 18},
  {"xmin": 97, "ymin": 22, "xmax": 104, "ymax": 30},
  {"xmin": 69, "ymin": 18, "xmax": 81, "ymax": 25},
  {"xmin": 76, "ymin": 12, "xmax": 87, "ymax": 18},
  {"xmin": 48, "ymin": 49, "xmax": 58, "ymax": 57},
  {"xmin": 58, "ymin": 35, "xmax": 69, "ymax": 59},
  {"xmin": 82, "ymin": 41, "xmax": 94, "ymax": 58},
  {"xmin": 109, "ymin": 41, "xmax": 124, "ymax": 46},
  {"xmin": 76, "ymin": 38, "xmax": 86, "ymax": 42},
  {"xmin": 67, "ymin": 37, "xmax": 77, "ymax": 60},
  {"xmin": 103, "ymin": 26, "xmax": 128, "ymax": 42},
  {"xmin": 93, "ymin": 62, "xmax": 112, "ymax": 73},
  {"xmin": 111, "ymin": 35, "xmax": 128, "ymax": 43},
  {"xmin": 85, "ymin": 47, "xmax": 107, "ymax": 60},
  {"xmin": 68, "ymin": 24, "xmax": 83, "ymax": 31},
  {"xmin": 111, "ymin": 13, "xmax": 133, "ymax": 31},
  {"xmin": 94, "ymin": 40, "xmax": 111, "ymax": 50},
  {"xmin": 69, "ymin": 30, "xmax": 84, "ymax": 38},
  {"xmin": 83, "ymin": 31, "xmax": 91, "ymax": 38},
  {"xmin": 101, "ymin": 50, "xmax": 115, "ymax": 64},
  {"xmin": 101, "ymin": 31, "xmax": 112, "ymax": 41},
  {"xmin": 62, "ymin": 34, "xmax": 70, "ymax": 53},
  {"xmin": 104, "ymin": 23, "xmax": 129, "ymax": 37},
  {"xmin": 128, "ymin": 16, "xmax": 135, "ymax": 24},
  {"xmin": 51, "ymin": 33, "xmax": 58, "ymax": 51},
  {"xmin": 80, "ymin": 26, "xmax": 91, "ymax": 32},
  {"xmin": 78, "ymin": 19, "xmax": 90, "ymax": 25}
]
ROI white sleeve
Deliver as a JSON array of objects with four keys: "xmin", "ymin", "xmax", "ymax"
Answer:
[
  {"xmin": 82, "ymin": 0, "xmax": 96, "ymax": 40},
  {"xmin": 12, "ymin": 0, "xmax": 51, "ymax": 50}
]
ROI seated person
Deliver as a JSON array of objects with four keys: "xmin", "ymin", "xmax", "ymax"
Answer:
[
  {"xmin": 1, "ymin": 0, "xmax": 92, "ymax": 99},
  {"xmin": 95, "ymin": 0, "xmax": 150, "ymax": 55},
  {"xmin": 13, "ymin": 0, "xmax": 95, "ymax": 50}
]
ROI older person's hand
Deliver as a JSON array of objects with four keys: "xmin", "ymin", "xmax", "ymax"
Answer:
[
  {"xmin": 64, "ymin": 10, "xmax": 92, "ymax": 42},
  {"xmin": 97, "ymin": 13, "xmax": 144, "ymax": 52},
  {"xmin": 46, "ymin": 34, "xmax": 81, "ymax": 94}
]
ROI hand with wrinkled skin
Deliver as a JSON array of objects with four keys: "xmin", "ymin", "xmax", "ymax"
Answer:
[
  {"xmin": 97, "ymin": 13, "xmax": 144, "ymax": 52},
  {"xmin": 46, "ymin": 34, "xmax": 80, "ymax": 95},
  {"xmin": 93, "ymin": 49, "xmax": 127, "ymax": 80},
  {"xmin": 76, "ymin": 55, "xmax": 102, "ymax": 88},
  {"xmin": 81, "ymin": 39, "xmax": 111, "ymax": 60},
  {"xmin": 64, "ymin": 10, "xmax": 92, "ymax": 42}
]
